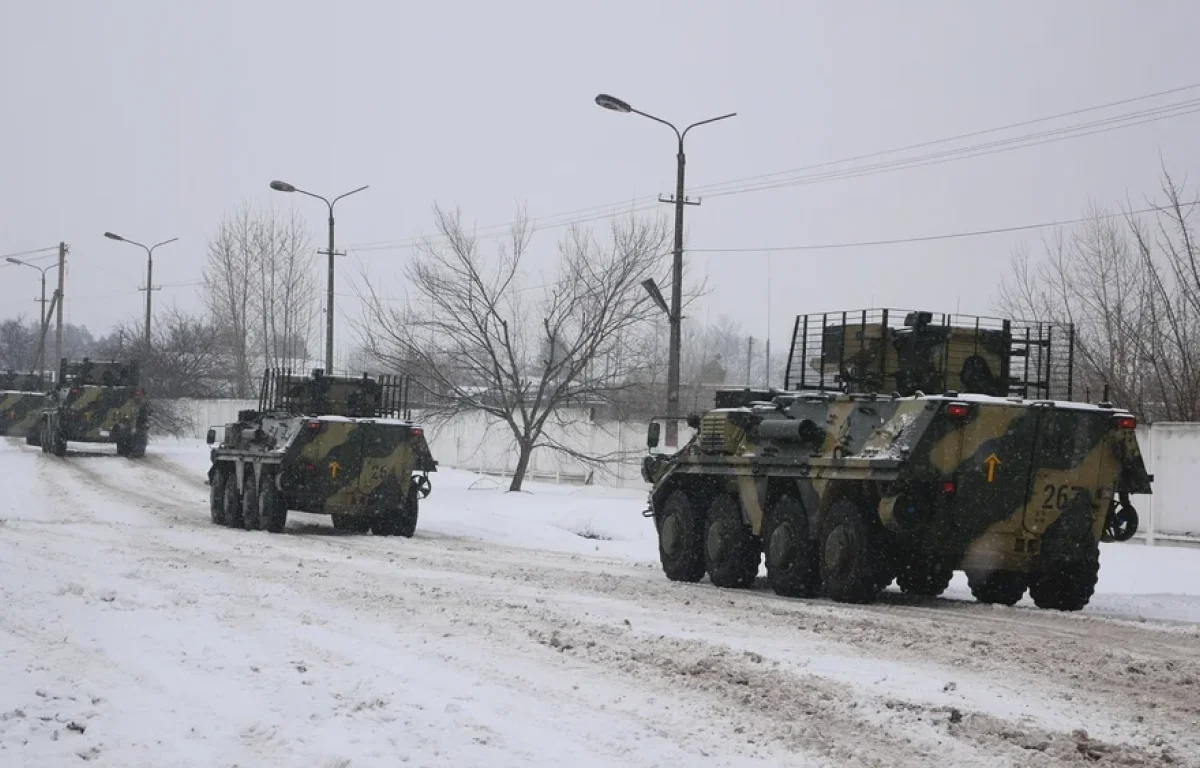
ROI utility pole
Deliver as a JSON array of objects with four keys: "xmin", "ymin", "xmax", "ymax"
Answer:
[
  {"xmin": 746, "ymin": 336, "xmax": 754, "ymax": 385},
  {"xmin": 270, "ymin": 180, "xmax": 368, "ymax": 374},
  {"xmin": 595, "ymin": 93, "xmax": 735, "ymax": 446},
  {"xmin": 55, "ymin": 242, "xmax": 66, "ymax": 367}
]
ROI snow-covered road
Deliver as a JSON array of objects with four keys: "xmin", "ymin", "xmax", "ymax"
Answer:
[{"xmin": 1, "ymin": 438, "xmax": 1198, "ymax": 767}]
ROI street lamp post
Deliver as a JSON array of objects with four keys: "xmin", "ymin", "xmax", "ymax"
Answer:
[
  {"xmin": 269, "ymin": 180, "xmax": 369, "ymax": 374},
  {"xmin": 5, "ymin": 257, "xmax": 61, "ymax": 373},
  {"xmin": 595, "ymin": 93, "xmax": 735, "ymax": 445},
  {"xmin": 103, "ymin": 232, "xmax": 179, "ymax": 346}
]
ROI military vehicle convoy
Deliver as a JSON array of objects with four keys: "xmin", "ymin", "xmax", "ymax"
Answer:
[
  {"xmin": 207, "ymin": 368, "xmax": 436, "ymax": 536},
  {"xmin": 642, "ymin": 309, "xmax": 1152, "ymax": 611},
  {"xmin": 37, "ymin": 358, "xmax": 150, "ymax": 457},
  {"xmin": 1, "ymin": 372, "xmax": 47, "ymax": 443}
]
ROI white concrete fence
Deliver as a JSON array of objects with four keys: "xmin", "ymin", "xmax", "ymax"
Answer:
[{"xmin": 173, "ymin": 399, "xmax": 1198, "ymax": 541}]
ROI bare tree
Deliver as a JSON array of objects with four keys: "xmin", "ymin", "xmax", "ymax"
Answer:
[
  {"xmin": 203, "ymin": 205, "xmax": 258, "ymax": 396},
  {"xmin": 93, "ymin": 308, "xmax": 226, "ymax": 435},
  {"xmin": 202, "ymin": 204, "xmax": 317, "ymax": 395},
  {"xmin": 253, "ymin": 207, "xmax": 317, "ymax": 369},
  {"xmin": 359, "ymin": 205, "xmax": 670, "ymax": 491},
  {"xmin": 996, "ymin": 170, "xmax": 1200, "ymax": 421}
]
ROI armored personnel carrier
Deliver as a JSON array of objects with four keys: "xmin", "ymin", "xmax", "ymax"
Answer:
[
  {"xmin": 207, "ymin": 368, "xmax": 436, "ymax": 535},
  {"xmin": 642, "ymin": 309, "xmax": 1151, "ymax": 611},
  {"xmin": 1, "ymin": 372, "xmax": 47, "ymax": 443},
  {"xmin": 37, "ymin": 358, "xmax": 149, "ymax": 457}
]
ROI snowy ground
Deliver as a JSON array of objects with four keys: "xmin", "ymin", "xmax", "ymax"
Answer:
[{"xmin": 1, "ymin": 438, "xmax": 1198, "ymax": 767}]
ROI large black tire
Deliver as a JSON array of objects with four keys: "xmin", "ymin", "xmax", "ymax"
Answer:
[
  {"xmin": 819, "ymin": 499, "xmax": 880, "ymax": 604},
  {"xmin": 334, "ymin": 515, "xmax": 371, "ymax": 533},
  {"xmin": 763, "ymin": 495, "xmax": 819, "ymax": 598},
  {"xmin": 127, "ymin": 432, "xmax": 147, "ymax": 459},
  {"xmin": 209, "ymin": 469, "xmax": 227, "ymax": 525},
  {"xmin": 25, "ymin": 425, "xmax": 41, "ymax": 447},
  {"xmin": 115, "ymin": 437, "xmax": 129, "ymax": 457},
  {"xmin": 968, "ymin": 570, "xmax": 1027, "ymax": 606},
  {"xmin": 395, "ymin": 484, "xmax": 420, "ymax": 538},
  {"xmin": 223, "ymin": 472, "xmax": 244, "ymax": 529},
  {"xmin": 1030, "ymin": 505, "xmax": 1100, "ymax": 611},
  {"xmin": 657, "ymin": 490, "xmax": 706, "ymax": 583},
  {"xmin": 47, "ymin": 418, "xmax": 66, "ymax": 457},
  {"xmin": 241, "ymin": 474, "xmax": 261, "ymax": 531},
  {"xmin": 257, "ymin": 473, "xmax": 287, "ymax": 534},
  {"xmin": 896, "ymin": 556, "xmax": 954, "ymax": 597},
  {"xmin": 704, "ymin": 494, "xmax": 760, "ymax": 588}
]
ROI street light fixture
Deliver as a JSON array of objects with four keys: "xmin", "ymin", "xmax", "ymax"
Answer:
[
  {"xmin": 595, "ymin": 93, "xmax": 736, "ymax": 445},
  {"xmin": 269, "ymin": 179, "xmax": 369, "ymax": 373},
  {"xmin": 103, "ymin": 231, "xmax": 179, "ymax": 346},
  {"xmin": 6, "ymin": 257, "xmax": 62, "ymax": 373}
]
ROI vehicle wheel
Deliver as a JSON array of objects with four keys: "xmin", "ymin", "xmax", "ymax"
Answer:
[
  {"xmin": 209, "ymin": 468, "xmax": 227, "ymax": 525},
  {"xmin": 896, "ymin": 556, "xmax": 953, "ymax": 597},
  {"xmin": 657, "ymin": 490, "xmax": 706, "ymax": 582},
  {"xmin": 819, "ymin": 499, "xmax": 880, "ymax": 604},
  {"xmin": 1029, "ymin": 507, "xmax": 1100, "ymax": 611},
  {"xmin": 968, "ymin": 570, "xmax": 1026, "ymax": 605},
  {"xmin": 115, "ymin": 436, "xmax": 130, "ymax": 457},
  {"xmin": 704, "ymin": 494, "xmax": 759, "ymax": 588},
  {"xmin": 127, "ymin": 432, "xmax": 147, "ymax": 458},
  {"xmin": 763, "ymin": 495, "xmax": 819, "ymax": 597},
  {"xmin": 223, "ymin": 471, "xmax": 244, "ymax": 529},
  {"xmin": 241, "ymin": 473, "xmax": 261, "ymax": 531},
  {"xmin": 395, "ymin": 484, "xmax": 420, "ymax": 538},
  {"xmin": 25, "ymin": 425, "xmax": 40, "ymax": 447},
  {"xmin": 258, "ymin": 473, "xmax": 287, "ymax": 533},
  {"xmin": 49, "ymin": 418, "xmax": 66, "ymax": 457},
  {"xmin": 333, "ymin": 515, "xmax": 370, "ymax": 533}
]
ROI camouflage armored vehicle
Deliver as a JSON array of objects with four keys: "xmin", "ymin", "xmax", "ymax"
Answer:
[
  {"xmin": 1, "ymin": 372, "xmax": 47, "ymax": 443},
  {"xmin": 206, "ymin": 368, "xmax": 436, "ymax": 535},
  {"xmin": 37, "ymin": 358, "xmax": 149, "ymax": 457},
  {"xmin": 642, "ymin": 309, "xmax": 1151, "ymax": 611}
]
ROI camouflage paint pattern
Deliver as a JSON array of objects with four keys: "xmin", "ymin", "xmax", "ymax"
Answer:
[
  {"xmin": 42, "ymin": 384, "xmax": 148, "ymax": 443},
  {"xmin": 648, "ymin": 391, "xmax": 1149, "ymax": 579},
  {"xmin": 812, "ymin": 322, "xmax": 1009, "ymax": 397},
  {"xmin": 1, "ymin": 390, "xmax": 45, "ymax": 438}
]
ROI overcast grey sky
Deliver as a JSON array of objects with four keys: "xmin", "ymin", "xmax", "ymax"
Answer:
[{"xmin": 2, "ymin": 1, "xmax": 1198, "ymax": 363}]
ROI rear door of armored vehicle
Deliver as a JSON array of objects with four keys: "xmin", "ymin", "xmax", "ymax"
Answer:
[{"xmin": 291, "ymin": 419, "xmax": 363, "ymax": 514}]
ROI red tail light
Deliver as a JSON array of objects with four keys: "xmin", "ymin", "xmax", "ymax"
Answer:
[
  {"xmin": 305, "ymin": 463, "xmax": 316, "ymax": 472},
  {"xmin": 941, "ymin": 480, "xmax": 957, "ymax": 495},
  {"xmin": 1115, "ymin": 415, "xmax": 1137, "ymax": 430},
  {"xmin": 134, "ymin": 389, "xmax": 144, "ymax": 399},
  {"xmin": 307, "ymin": 420, "xmax": 321, "ymax": 431},
  {"xmin": 946, "ymin": 402, "xmax": 969, "ymax": 419},
  {"xmin": 411, "ymin": 427, "xmax": 423, "ymax": 438},
  {"xmin": 71, "ymin": 387, "xmax": 81, "ymax": 395}
]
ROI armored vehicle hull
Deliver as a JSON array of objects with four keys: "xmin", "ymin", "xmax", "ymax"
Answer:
[
  {"xmin": 207, "ymin": 369, "xmax": 436, "ymax": 536},
  {"xmin": 1, "ymin": 373, "xmax": 47, "ymax": 442},
  {"xmin": 37, "ymin": 360, "xmax": 149, "ymax": 457},
  {"xmin": 643, "ymin": 309, "xmax": 1152, "ymax": 611}
]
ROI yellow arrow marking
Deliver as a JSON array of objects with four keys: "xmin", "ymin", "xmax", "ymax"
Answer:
[
  {"xmin": 330, "ymin": 460, "xmax": 341, "ymax": 479},
  {"xmin": 985, "ymin": 453, "xmax": 1001, "ymax": 483}
]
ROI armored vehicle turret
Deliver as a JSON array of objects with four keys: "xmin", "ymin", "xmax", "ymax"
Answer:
[
  {"xmin": 207, "ymin": 368, "xmax": 436, "ymax": 536},
  {"xmin": 643, "ymin": 309, "xmax": 1151, "ymax": 611},
  {"xmin": 37, "ymin": 358, "xmax": 149, "ymax": 457}
]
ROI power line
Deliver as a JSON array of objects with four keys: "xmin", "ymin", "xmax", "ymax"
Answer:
[
  {"xmin": 690, "ymin": 201, "xmax": 1200, "ymax": 254},
  {"xmin": 689, "ymin": 83, "xmax": 1200, "ymax": 197},
  {"xmin": 705, "ymin": 99, "xmax": 1200, "ymax": 199},
  {"xmin": 345, "ymin": 82, "xmax": 1200, "ymax": 254},
  {"xmin": 0, "ymin": 246, "xmax": 58, "ymax": 265}
]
